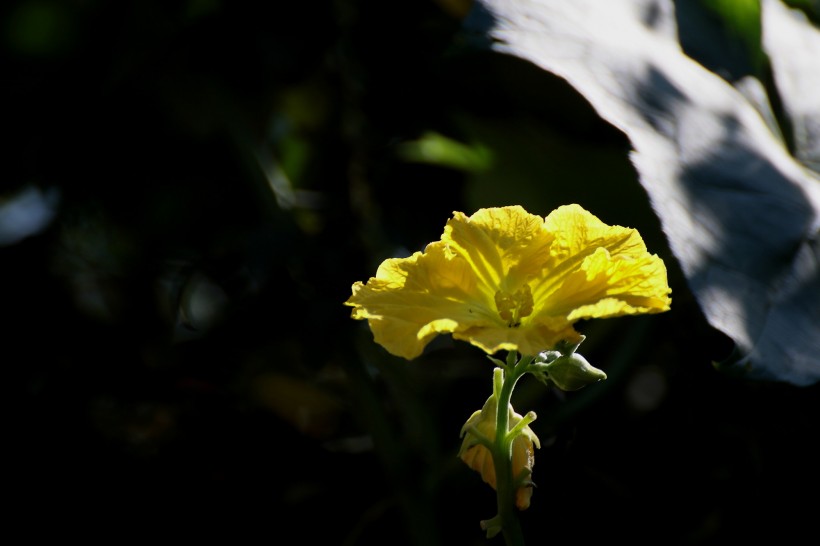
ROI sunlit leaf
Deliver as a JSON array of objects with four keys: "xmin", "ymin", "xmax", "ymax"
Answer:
[
  {"xmin": 466, "ymin": 0, "xmax": 820, "ymax": 385},
  {"xmin": 764, "ymin": 0, "xmax": 820, "ymax": 170}
]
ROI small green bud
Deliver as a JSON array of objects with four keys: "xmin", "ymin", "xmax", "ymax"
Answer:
[{"xmin": 542, "ymin": 352, "xmax": 607, "ymax": 391}]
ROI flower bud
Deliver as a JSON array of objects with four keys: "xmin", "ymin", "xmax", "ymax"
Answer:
[
  {"xmin": 543, "ymin": 352, "xmax": 606, "ymax": 391},
  {"xmin": 458, "ymin": 395, "xmax": 540, "ymax": 510}
]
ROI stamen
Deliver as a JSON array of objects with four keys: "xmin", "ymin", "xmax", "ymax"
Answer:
[{"xmin": 494, "ymin": 285, "xmax": 534, "ymax": 327}]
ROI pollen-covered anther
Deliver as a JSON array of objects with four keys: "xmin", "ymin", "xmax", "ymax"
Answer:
[{"xmin": 494, "ymin": 285, "xmax": 534, "ymax": 327}]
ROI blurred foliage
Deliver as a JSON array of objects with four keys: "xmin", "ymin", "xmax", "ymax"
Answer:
[{"xmin": 4, "ymin": 0, "xmax": 819, "ymax": 544}]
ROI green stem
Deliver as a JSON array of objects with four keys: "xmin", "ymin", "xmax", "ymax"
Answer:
[{"xmin": 491, "ymin": 352, "xmax": 530, "ymax": 546}]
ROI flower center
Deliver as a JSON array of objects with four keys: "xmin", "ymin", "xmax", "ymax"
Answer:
[{"xmin": 494, "ymin": 285, "xmax": 534, "ymax": 328}]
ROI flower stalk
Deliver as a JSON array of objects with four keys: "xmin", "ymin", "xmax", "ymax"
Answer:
[
  {"xmin": 467, "ymin": 347, "xmax": 606, "ymax": 544},
  {"xmin": 489, "ymin": 356, "xmax": 529, "ymax": 546}
]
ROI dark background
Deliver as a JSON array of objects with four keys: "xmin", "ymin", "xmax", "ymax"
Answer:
[{"xmin": 6, "ymin": 1, "xmax": 819, "ymax": 543}]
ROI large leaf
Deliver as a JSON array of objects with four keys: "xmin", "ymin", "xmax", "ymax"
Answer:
[{"xmin": 465, "ymin": 0, "xmax": 820, "ymax": 385}]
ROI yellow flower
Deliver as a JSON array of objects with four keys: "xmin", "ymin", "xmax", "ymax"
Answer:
[
  {"xmin": 345, "ymin": 204, "xmax": 671, "ymax": 359},
  {"xmin": 458, "ymin": 395, "xmax": 540, "ymax": 510}
]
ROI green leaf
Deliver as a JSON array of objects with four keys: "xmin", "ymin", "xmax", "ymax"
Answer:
[{"xmin": 397, "ymin": 131, "xmax": 493, "ymax": 172}]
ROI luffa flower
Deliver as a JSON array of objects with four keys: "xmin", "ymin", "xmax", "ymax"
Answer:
[{"xmin": 345, "ymin": 204, "xmax": 671, "ymax": 359}]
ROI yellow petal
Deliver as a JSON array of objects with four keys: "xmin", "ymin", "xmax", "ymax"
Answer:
[
  {"xmin": 443, "ymin": 206, "xmax": 555, "ymax": 293},
  {"xmin": 544, "ymin": 204, "xmax": 649, "ymax": 264},
  {"xmin": 530, "ymin": 204, "xmax": 671, "ymax": 321},
  {"xmin": 346, "ymin": 242, "xmax": 497, "ymax": 359},
  {"xmin": 455, "ymin": 319, "xmax": 580, "ymax": 359},
  {"xmin": 512, "ymin": 433, "xmax": 535, "ymax": 510},
  {"xmin": 460, "ymin": 442, "xmax": 497, "ymax": 489}
]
